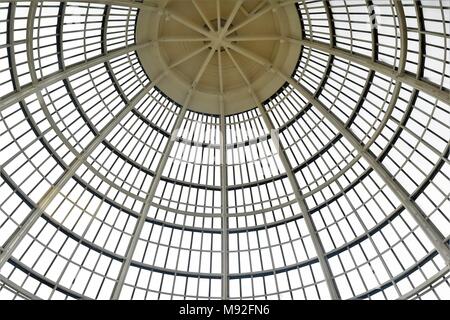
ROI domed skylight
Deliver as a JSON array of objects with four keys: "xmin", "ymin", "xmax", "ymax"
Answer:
[{"xmin": 0, "ymin": 0, "xmax": 449, "ymax": 300}]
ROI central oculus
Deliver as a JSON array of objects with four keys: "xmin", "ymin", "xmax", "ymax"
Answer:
[{"xmin": 136, "ymin": 0, "xmax": 302, "ymax": 115}]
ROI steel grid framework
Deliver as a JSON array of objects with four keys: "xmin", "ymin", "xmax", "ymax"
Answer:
[{"xmin": 0, "ymin": 0, "xmax": 448, "ymax": 300}]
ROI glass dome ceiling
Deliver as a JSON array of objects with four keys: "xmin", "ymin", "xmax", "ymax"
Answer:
[{"xmin": 0, "ymin": 0, "xmax": 449, "ymax": 300}]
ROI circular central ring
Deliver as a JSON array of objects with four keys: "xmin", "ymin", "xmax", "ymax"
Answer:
[{"xmin": 136, "ymin": 0, "xmax": 302, "ymax": 115}]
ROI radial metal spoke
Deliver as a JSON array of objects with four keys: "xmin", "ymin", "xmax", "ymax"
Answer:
[
  {"xmin": 226, "ymin": 5, "xmax": 272, "ymax": 35},
  {"xmin": 300, "ymin": 39, "xmax": 450, "ymax": 105},
  {"xmin": 216, "ymin": 0, "xmax": 221, "ymax": 31},
  {"xmin": 192, "ymin": 0, "xmax": 214, "ymax": 32},
  {"xmin": 0, "ymin": 42, "xmax": 152, "ymax": 112},
  {"xmin": 226, "ymin": 0, "xmax": 291, "ymax": 36},
  {"xmin": 0, "ymin": 75, "xmax": 166, "ymax": 270},
  {"xmin": 250, "ymin": 0, "xmax": 267, "ymax": 15},
  {"xmin": 222, "ymin": 0, "xmax": 244, "ymax": 36},
  {"xmin": 219, "ymin": 97, "xmax": 229, "ymax": 299},
  {"xmin": 168, "ymin": 43, "xmax": 211, "ymax": 69},
  {"xmin": 227, "ymin": 35, "xmax": 284, "ymax": 42},
  {"xmin": 158, "ymin": 36, "xmax": 208, "ymax": 42},
  {"xmin": 282, "ymin": 76, "xmax": 450, "ymax": 265},
  {"xmin": 0, "ymin": 274, "xmax": 40, "ymax": 300},
  {"xmin": 111, "ymin": 46, "xmax": 218, "ymax": 299},
  {"xmin": 226, "ymin": 42, "xmax": 272, "ymax": 71},
  {"xmin": 218, "ymin": 47, "xmax": 224, "ymax": 95},
  {"xmin": 225, "ymin": 47, "xmax": 341, "ymax": 299},
  {"xmin": 239, "ymin": 5, "xmax": 250, "ymax": 17},
  {"xmin": 217, "ymin": 47, "xmax": 229, "ymax": 299},
  {"xmin": 110, "ymin": 90, "xmax": 190, "ymax": 300},
  {"xmin": 225, "ymin": 41, "xmax": 450, "ymax": 265},
  {"xmin": 163, "ymin": 8, "xmax": 212, "ymax": 39}
]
